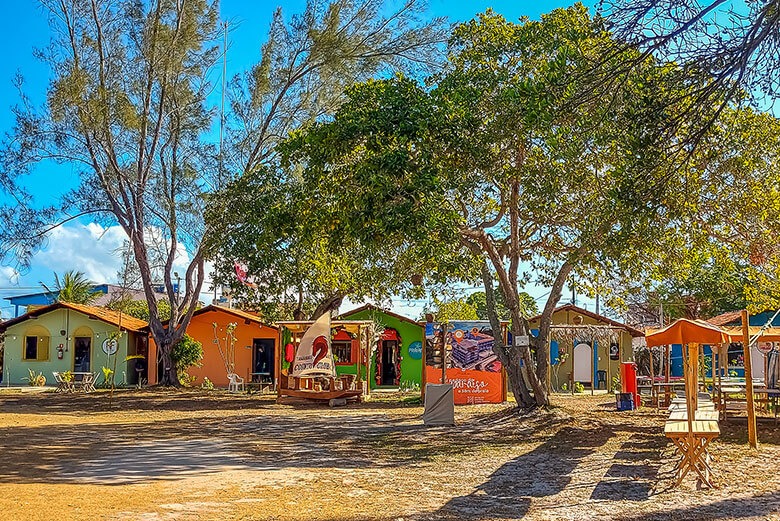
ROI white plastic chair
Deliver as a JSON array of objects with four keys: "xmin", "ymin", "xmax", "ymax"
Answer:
[{"xmin": 227, "ymin": 373, "xmax": 245, "ymax": 393}]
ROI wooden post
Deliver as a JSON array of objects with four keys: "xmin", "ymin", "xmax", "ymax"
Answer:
[
  {"xmin": 742, "ymin": 310, "xmax": 758, "ymax": 449},
  {"xmin": 440, "ymin": 322, "xmax": 448, "ymax": 385},
  {"xmin": 649, "ymin": 345, "xmax": 656, "ymax": 408},
  {"xmin": 421, "ymin": 323, "xmax": 427, "ymax": 402}
]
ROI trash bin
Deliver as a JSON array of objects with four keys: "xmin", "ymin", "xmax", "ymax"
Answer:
[
  {"xmin": 423, "ymin": 383, "xmax": 454, "ymax": 426},
  {"xmin": 616, "ymin": 392, "xmax": 634, "ymax": 411},
  {"xmin": 620, "ymin": 362, "xmax": 640, "ymax": 407}
]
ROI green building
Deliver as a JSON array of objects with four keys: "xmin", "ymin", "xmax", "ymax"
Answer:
[
  {"xmin": 1, "ymin": 302, "xmax": 149, "ymax": 386},
  {"xmin": 339, "ymin": 304, "xmax": 424, "ymax": 390}
]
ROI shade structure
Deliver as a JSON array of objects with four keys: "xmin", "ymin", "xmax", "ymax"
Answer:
[
  {"xmin": 722, "ymin": 326, "xmax": 780, "ymax": 343},
  {"xmin": 646, "ymin": 319, "xmax": 728, "ymax": 347}
]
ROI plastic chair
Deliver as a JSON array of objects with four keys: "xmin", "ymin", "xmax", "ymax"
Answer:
[
  {"xmin": 227, "ymin": 373, "xmax": 245, "ymax": 393},
  {"xmin": 596, "ymin": 370, "xmax": 607, "ymax": 390}
]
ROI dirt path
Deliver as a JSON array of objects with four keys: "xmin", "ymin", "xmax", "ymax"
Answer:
[{"xmin": 0, "ymin": 390, "xmax": 779, "ymax": 520}]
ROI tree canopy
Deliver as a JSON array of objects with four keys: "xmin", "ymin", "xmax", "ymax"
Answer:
[{"xmin": 274, "ymin": 5, "xmax": 720, "ymax": 406}]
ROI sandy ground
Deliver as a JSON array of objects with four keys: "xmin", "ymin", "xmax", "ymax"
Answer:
[{"xmin": 0, "ymin": 389, "xmax": 779, "ymax": 521}]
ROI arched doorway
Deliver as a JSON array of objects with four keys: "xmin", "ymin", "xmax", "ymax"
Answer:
[{"xmin": 573, "ymin": 341, "xmax": 592, "ymax": 384}]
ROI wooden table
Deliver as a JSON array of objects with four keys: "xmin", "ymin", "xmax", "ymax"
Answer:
[
  {"xmin": 248, "ymin": 372, "xmax": 274, "ymax": 393},
  {"xmin": 664, "ymin": 419, "xmax": 720, "ymax": 487},
  {"xmin": 668, "ymin": 409, "xmax": 720, "ymax": 421},
  {"xmin": 653, "ymin": 381, "xmax": 687, "ymax": 411}
]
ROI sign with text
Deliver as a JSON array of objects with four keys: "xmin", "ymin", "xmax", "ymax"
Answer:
[
  {"xmin": 425, "ymin": 320, "xmax": 505, "ymax": 404},
  {"xmin": 425, "ymin": 367, "xmax": 504, "ymax": 405}
]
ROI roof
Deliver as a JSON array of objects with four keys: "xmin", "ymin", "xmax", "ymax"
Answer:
[
  {"xmin": 339, "ymin": 303, "xmax": 423, "ymax": 328},
  {"xmin": 529, "ymin": 304, "xmax": 644, "ymax": 338},
  {"xmin": 706, "ymin": 310, "xmax": 744, "ymax": 327},
  {"xmin": 0, "ymin": 302, "xmax": 148, "ymax": 333},
  {"xmin": 187, "ymin": 305, "xmax": 277, "ymax": 329}
]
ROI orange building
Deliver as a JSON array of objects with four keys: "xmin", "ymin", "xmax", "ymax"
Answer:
[{"xmin": 149, "ymin": 305, "xmax": 279, "ymax": 388}]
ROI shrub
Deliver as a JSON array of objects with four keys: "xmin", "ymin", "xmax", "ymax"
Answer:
[
  {"xmin": 172, "ymin": 334, "xmax": 203, "ymax": 384},
  {"xmin": 23, "ymin": 369, "xmax": 46, "ymax": 387}
]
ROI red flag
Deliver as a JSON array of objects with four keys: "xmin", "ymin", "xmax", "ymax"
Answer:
[{"xmin": 233, "ymin": 261, "xmax": 257, "ymax": 288}]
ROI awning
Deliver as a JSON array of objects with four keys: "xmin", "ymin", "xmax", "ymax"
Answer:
[{"xmin": 645, "ymin": 318, "xmax": 729, "ymax": 347}]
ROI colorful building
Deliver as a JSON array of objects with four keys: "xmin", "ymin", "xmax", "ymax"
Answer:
[
  {"xmin": 339, "ymin": 304, "xmax": 425, "ymax": 389},
  {"xmin": 528, "ymin": 304, "xmax": 643, "ymax": 391},
  {"xmin": 0, "ymin": 302, "xmax": 149, "ymax": 386},
  {"xmin": 148, "ymin": 305, "xmax": 279, "ymax": 388}
]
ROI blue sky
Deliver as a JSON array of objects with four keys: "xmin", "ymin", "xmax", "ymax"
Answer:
[{"xmin": 0, "ymin": 0, "xmax": 589, "ymax": 319}]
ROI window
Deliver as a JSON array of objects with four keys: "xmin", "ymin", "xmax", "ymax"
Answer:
[
  {"xmin": 23, "ymin": 335, "xmax": 50, "ymax": 361},
  {"xmin": 333, "ymin": 341, "xmax": 354, "ymax": 365}
]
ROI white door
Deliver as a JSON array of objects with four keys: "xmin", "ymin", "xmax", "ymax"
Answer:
[{"xmin": 573, "ymin": 342, "xmax": 592, "ymax": 383}]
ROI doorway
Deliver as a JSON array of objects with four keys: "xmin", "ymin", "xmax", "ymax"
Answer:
[
  {"xmin": 252, "ymin": 338, "xmax": 275, "ymax": 383},
  {"xmin": 73, "ymin": 337, "xmax": 91, "ymax": 373},
  {"xmin": 573, "ymin": 341, "xmax": 592, "ymax": 385},
  {"xmin": 380, "ymin": 340, "xmax": 398, "ymax": 386}
]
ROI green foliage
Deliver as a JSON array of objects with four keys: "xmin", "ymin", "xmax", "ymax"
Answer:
[
  {"xmin": 573, "ymin": 382, "xmax": 585, "ymax": 394},
  {"xmin": 274, "ymin": 5, "xmax": 717, "ymax": 406},
  {"xmin": 0, "ymin": 0, "xmax": 219, "ymax": 387},
  {"xmin": 41, "ymin": 271, "xmax": 97, "ymax": 305},
  {"xmin": 427, "ymin": 295, "xmax": 478, "ymax": 322},
  {"xmin": 201, "ymin": 377, "xmax": 215, "ymax": 391},
  {"xmin": 172, "ymin": 334, "xmax": 203, "ymax": 384},
  {"xmin": 205, "ymin": 0, "xmax": 448, "ymax": 319},
  {"xmin": 107, "ymin": 298, "xmax": 172, "ymax": 322},
  {"xmin": 466, "ymin": 290, "xmax": 538, "ymax": 320},
  {"xmin": 22, "ymin": 369, "xmax": 46, "ymax": 387}
]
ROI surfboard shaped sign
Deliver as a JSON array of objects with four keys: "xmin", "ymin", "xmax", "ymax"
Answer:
[{"xmin": 292, "ymin": 313, "xmax": 336, "ymax": 377}]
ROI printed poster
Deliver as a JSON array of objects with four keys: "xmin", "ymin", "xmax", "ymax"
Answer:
[{"xmin": 425, "ymin": 320, "xmax": 505, "ymax": 404}]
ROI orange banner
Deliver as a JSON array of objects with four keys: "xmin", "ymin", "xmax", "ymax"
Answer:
[{"xmin": 425, "ymin": 366, "xmax": 504, "ymax": 405}]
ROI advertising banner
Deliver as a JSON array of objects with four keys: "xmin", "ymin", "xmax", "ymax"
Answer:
[{"xmin": 425, "ymin": 320, "xmax": 505, "ymax": 404}]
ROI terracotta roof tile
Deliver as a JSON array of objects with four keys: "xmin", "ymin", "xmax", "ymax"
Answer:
[{"xmin": 0, "ymin": 302, "xmax": 148, "ymax": 332}]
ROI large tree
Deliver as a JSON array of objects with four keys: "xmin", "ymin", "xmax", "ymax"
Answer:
[
  {"xmin": 0, "ymin": 0, "xmax": 447, "ymax": 384},
  {"xmin": 279, "ymin": 6, "xmax": 707, "ymax": 407},
  {"xmin": 0, "ymin": 0, "xmax": 218, "ymax": 385},
  {"xmin": 206, "ymin": 0, "xmax": 449, "ymax": 318}
]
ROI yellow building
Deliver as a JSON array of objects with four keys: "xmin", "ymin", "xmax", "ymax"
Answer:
[{"xmin": 528, "ymin": 304, "xmax": 643, "ymax": 391}]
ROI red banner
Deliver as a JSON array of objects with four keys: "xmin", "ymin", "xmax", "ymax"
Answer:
[{"xmin": 426, "ymin": 366, "xmax": 504, "ymax": 405}]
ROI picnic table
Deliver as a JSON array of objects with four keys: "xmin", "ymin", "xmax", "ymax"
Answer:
[
  {"xmin": 652, "ymin": 380, "xmax": 687, "ymax": 411},
  {"xmin": 716, "ymin": 381, "xmax": 780, "ymax": 422}
]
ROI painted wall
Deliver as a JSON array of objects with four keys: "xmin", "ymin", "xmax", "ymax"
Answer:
[
  {"xmin": 2, "ymin": 308, "xmax": 140, "ymax": 386},
  {"xmin": 339, "ymin": 309, "xmax": 424, "ymax": 389},
  {"xmin": 170, "ymin": 310, "xmax": 280, "ymax": 388},
  {"xmin": 529, "ymin": 309, "xmax": 635, "ymax": 391}
]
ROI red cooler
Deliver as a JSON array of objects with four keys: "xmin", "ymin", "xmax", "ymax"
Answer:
[{"xmin": 620, "ymin": 362, "xmax": 640, "ymax": 407}]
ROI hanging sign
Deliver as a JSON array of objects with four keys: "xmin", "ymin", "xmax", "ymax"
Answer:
[
  {"xmin": 102, "ymin": 338, "xmax": 119, "ymax": 355},
  {"xmin": 757, "ymin": 342, "xmax": 773, "ymax": 355}
]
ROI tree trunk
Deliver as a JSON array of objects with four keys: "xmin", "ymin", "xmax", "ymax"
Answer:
[
  {"xmin": 481, "ymin": 261, "xmax": 535, "ymax": 407},
  {"xmin": 149, "ymin": 322, "xmax": 187, "ymax": 387},
  {"xmin": 310, "ymin": 292, "xmax": 346, "ymax": 320}
]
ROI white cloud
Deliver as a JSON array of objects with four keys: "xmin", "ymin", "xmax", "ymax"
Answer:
[
  {"xmin": 35, "ymin": 223, "xmax": 127, "ymax": 283},
  {"xmin": 28, "ymin": 222, "xmax": 200, "ymax": 285}
]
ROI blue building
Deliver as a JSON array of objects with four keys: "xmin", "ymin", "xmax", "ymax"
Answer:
[{"xmin": 4, "ymin": 283, "xmax": 173, "ymax": 318}]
